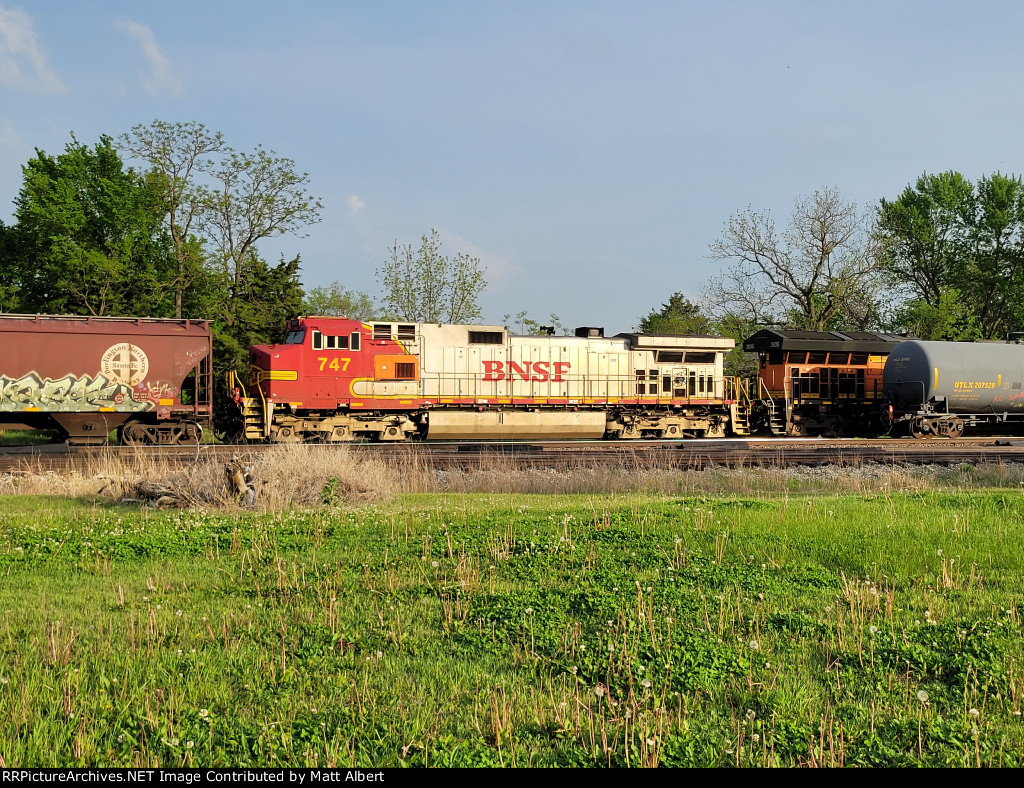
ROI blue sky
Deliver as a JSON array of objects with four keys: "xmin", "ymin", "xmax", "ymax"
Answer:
[{"xmin": 1, "ymin": 1, "xmax": 1022, "ymax": 332}]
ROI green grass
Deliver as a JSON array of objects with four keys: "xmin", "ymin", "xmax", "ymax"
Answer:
[
  {"xmin": 0, "ymin": 490, "xmax": 1022, "ymax": 767},
  {"xmin": 0, "ymin": 430, "xmax": 59, "ymax": 446}
]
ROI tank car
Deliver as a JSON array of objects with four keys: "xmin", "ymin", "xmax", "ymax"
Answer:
[
  {"xmin": 883, "ymin": 339, "xmax": 1024, "ymax": 437},
  {"xmin": 743, "ymin": 329, "xmax": 904, "ymax": 436},
  {"xmin": 0, "ymin": 314, "xmax": 213, "ymax": 444},
  {"xmin": 230, "ymin": 317, "xmax": 748, "ymax": 441}
]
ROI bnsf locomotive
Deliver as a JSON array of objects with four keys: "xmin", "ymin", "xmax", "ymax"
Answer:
[{"xmin": 229, "ymin": 317, "xmax": 748, "ymax": 442}]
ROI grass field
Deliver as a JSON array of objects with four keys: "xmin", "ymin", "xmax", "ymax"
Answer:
[{"xmin": 1, "ymin": 454, "xmax": 1023, "ymax": 767}]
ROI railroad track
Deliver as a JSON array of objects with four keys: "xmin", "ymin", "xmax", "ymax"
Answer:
[{"xmin": 3, "ymin": 437, "xmax": 1024, "ymax": 474}]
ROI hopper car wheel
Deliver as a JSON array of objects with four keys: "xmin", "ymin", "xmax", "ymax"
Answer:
[
  {"xmin": 177, "ymin": 423, "xmax": 202, "ymax": 445},
  {"xmin": 120, "ymin": 423, "xmax": 151, "ymax": 445}
]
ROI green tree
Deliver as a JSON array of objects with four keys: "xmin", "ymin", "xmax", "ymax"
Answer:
[
  {"xmin": 705, "ymin": 188, "xmax": 879, "ymax": 331},
  {"xmin": 0, "ymin": 220, "xmax": 22, "ymax": 312},
  {"xmin": 876, "ymin": 171, "xmax": 1024, "ymax": 338},
  {"xmin": 118, "ymin": 121, "xmax": 322, "ymax": 336},
  {"xmin": 198, "ymin": 145, "xmax": 321, "ymax": 328},
  {"xmin": 875, "ymin": 171, "xmax": 974, "ymax": 308},
  {"xmin": 890, "ymin": 288, "xmax": 980, "ymax": 341},
  {"xmin": 302, "ymin": 282, "xmax": 375, "ymax": 320},
  {"xmin": 638, "ymin": 293, "xmax": 713, "ymax": 334},
  {"xmin": 377, "ymin": 229, "xmax": 486, "ymax": 323},
  {"xmin": 119, "ymin": 120, "xmax": 225, "ymax": 319},
  {"xmin": 2, "ymin": 135, "xmax": 174, "ymax": 316}
]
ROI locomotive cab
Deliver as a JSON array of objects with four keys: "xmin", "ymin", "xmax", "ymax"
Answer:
[{"xmin": 249, "ymin": 317, "xmax": 369, "ymax": 411}]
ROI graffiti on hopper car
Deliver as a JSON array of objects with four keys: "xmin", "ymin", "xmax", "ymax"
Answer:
[{"xmin": 0, "ymin": 372, "xmax": 152, "ymax": 412}]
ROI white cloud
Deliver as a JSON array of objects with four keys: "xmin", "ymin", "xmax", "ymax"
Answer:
[
  {"xmin": 347, "ymin": 195, "xmax": 366, "ymax": 213},
  {"xmin": 0, "ymin": 6, "xmax": 64, "ymax": 93},
  {"xmin": 116, "ymin": 19, "xmax": 182, "ymax": 97}
]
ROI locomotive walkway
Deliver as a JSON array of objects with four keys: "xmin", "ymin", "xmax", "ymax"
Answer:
[{"xmin": 3, "ymin": 437, "xmax": 1024, "ymax": 474}]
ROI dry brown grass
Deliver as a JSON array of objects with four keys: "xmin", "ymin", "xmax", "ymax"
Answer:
[
  {"xmin": 427, "ymin": 456, "xmax": 1024, "ymax": 496},
  {"xmin": 0, "ymin": 445, "xmax": 399, "ymax": 510},
  {"xmin": 1, "ymin": 444, "xmax": 1021, "ymax": 510}
]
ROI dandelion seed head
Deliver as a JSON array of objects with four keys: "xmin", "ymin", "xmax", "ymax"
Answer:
[{"xmin": 917, "ymin": 690, "xmax": 929, "ymax": 703}]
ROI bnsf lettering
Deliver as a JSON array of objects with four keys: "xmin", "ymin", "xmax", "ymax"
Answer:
[{"xmin": 482, "ymin": 361, "xmax": 571, "ymax": 382}]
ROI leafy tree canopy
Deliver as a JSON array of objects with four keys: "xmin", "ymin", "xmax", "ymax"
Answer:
[
  {"xmin": 377, "ymin": 229, "xmax": 486, "ymax": 323},
  {"xmin": 302, "ymin": 282, "xmax": 375, "ymax": 321},
  {"xmin": 3, "ymin": 134, "xmax": 173, "ymax": 316},
  {"xmin": 638, "ymin": 293, "xmax": 713, "ymax": 334},
  {"xmin": 876, "ymin": 171, "xmax": 1024, "ymax": 338}
]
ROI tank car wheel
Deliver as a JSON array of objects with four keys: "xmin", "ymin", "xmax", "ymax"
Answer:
[{"xmin": 909, "ymin": 418, "xmax": 929, "ymax": 440}]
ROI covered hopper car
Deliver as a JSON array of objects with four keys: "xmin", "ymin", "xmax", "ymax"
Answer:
[
  {"xmin": 0, "ymin": 314, "xmax": 213, "ymax": 444},
  {"xmin": 883, "ymin": 339, "xmax": 1024, "ymax": 438},
  {"xmin": 229, "ymin": 317, "xmax": 751, "ymax": 442}
]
